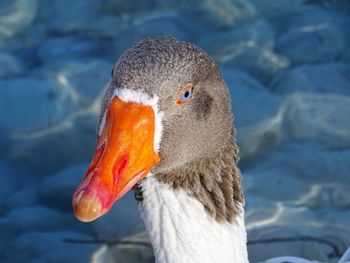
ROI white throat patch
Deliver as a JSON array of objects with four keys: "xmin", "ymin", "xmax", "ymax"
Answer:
[
  {"xmin": 139, "ymin": 176, "xmax": 249, "ymax": 263},
  {"xmin": 98, "ymin": 88, "xmax": 164, "ymax": 153}
]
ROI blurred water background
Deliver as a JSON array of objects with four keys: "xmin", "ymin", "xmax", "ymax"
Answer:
[{"xmin": 0, "ymin": 0, "xmax": 350, "ymax": 262}]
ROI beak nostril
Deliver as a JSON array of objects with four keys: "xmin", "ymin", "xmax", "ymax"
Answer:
[{"xmin": 113, "ymin": 154, "xmax": 129, "ymax": 182}]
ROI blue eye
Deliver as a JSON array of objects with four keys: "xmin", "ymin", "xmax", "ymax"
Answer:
[
  {"xmin": 176, "ymin": 84, "xmax": 193, "ymax": 105},
  {"xmin": 180, "ymin": 88, "xmax": 192, "ymax": 101}
]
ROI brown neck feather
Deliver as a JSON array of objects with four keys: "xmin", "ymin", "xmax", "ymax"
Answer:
[{"xmin": 134, "ymin": 139, "xmax": 244, "ymax": 223}]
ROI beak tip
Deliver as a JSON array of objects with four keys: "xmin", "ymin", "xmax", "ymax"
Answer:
[{"xmin": 72, "ymin": 190, "xmax": 104, "ymax": 222}]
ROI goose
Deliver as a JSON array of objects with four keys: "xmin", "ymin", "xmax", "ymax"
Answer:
[{"xmin": 72, "ymin": 37, "xmax": 350, "ymax": 263}]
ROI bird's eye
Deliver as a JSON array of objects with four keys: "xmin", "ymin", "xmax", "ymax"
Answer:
[{"xmin": 176, "ymin": 84, "xmax": 193, "ymax": 105}]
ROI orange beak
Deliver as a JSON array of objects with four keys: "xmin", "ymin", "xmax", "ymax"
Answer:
[{"xmin": 72, "ymin": 97, "xmax": 160, "ymax": 222}]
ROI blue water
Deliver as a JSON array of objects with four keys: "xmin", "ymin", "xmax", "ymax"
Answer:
[{"xmin": 0, "ymin": 0, "xmax": 350, "ymax": 262}]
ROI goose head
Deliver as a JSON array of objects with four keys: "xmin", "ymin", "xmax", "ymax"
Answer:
[{"xmin": 72, "ymin": 37, "xmax": 239, "ymax": 222}]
